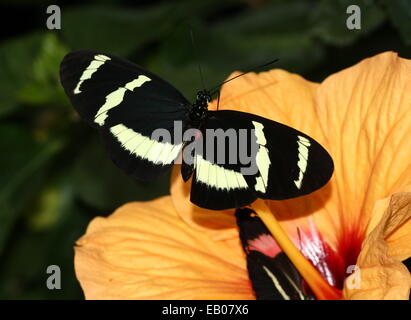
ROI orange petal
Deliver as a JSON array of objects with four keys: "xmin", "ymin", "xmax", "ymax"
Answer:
[
  {"xmin": 314, "ymin": 52, "xmax": 411, "ymax": 233},
  {"xmin": 268, "ymin": 52, "xmax": 411, "ymax": 249},
  {"xmin": 343, "ymin": 190, "xmax": 411, "ymax": 300},
  {"xmin": 173, "ymin": 52, "xmax": 411, "ymax": 249},
  {"xmin": 75, "ymin": 196, "xmax": 253, "ymax": 299},
  {"xmin": 210, "ymin": 69, "xmax": 321, "ymax": 139},
  {"xmin": 170, "ymin": 165, "xmax": 240, "ymax": 244}
]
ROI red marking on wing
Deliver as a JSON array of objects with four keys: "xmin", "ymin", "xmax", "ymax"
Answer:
[
  {"xmin": 246, "ymin": 233, "xmax": 281, "ymax": 258},
  {"xmin": 245, "ymin": 222, "xmax": 364, "ymax": 290}
]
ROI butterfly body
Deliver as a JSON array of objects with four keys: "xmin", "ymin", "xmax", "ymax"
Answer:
[
  {"xmin": 189, "ymin": 90, "xmax": 211, "ymax": 123},
  {"xmin": 60, "ymin": 51, "xmax": 334, "ymax": 210}
]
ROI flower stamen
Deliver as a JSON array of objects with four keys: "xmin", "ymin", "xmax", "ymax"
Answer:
[{"xmin": 251, "ymin": 200, "xmax": 341, "ymax": 300}]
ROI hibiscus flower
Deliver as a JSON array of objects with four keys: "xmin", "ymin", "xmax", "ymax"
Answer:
[{"xmin": 74, "ymin": 51, "xmax": 411, "ymax": 300}]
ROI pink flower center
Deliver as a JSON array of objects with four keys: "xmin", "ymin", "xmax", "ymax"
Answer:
[{"xmin": 247, "ymin": 224, "xmax": 364, "ymax": 290}]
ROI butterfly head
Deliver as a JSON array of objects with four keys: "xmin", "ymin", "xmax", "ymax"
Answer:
[{"xmin": 190, "ymin": 90, "xmax": 211, "ymax": 122}]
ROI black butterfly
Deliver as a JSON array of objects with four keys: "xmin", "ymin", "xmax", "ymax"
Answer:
[
  {"xmin": 236, "ymin": 207, "xmax": 315, "ymax": 300},
  {"xmin": 59, "ymin": 51, "xmax": 333, "ymax": 210}
]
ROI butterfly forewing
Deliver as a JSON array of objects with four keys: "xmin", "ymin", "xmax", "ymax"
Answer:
[
  {"xmin": 60, "ymin": 51, "xmax": 189, "ymax": 180},
  {"xmin": 188, "ymin": 111, "xmax": 257, "ymax": 209}
]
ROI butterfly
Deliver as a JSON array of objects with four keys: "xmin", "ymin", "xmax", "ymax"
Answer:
[
  {"xmin": 235, "ymin": 207, "xmax": 315, "ymax": 300},
  {"xmin": 59, "ymin": 51, "xmax": 334, "ymax": 210}
]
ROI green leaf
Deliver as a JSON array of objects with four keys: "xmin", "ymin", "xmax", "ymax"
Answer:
[
  {"xmin": 386, "ymin": 0, "xmax": 411, "ymax": 45},
  {"xmin": 26, "ymin": 183, "xmax": 71, "ymax": 231},
  {"xmin": 71, "ymin": 136, "xmax": 169, "ymax": 211},
  {"xmin": 152, "ymin": 22, "xmax": 325, "ymax": 101},
  {"xmin": 61, "ymin": 4, "xmax": 180, "ymax": 56},
  {"xmin": 213, "ymin": 1, "xmax": 315, "ymax": 35},
  {"xmin": 0, "ymin": 32, "xmax": 69, "ymax": 117},
  {"xmin": 0, "ymin": 33, "xmax": 43, "ymax": 117},
  {"xmin": 311, "ymin": 0, "xmax": 386, "ymax": 46},
  {"xmin": 220, "ymin": 33, "xmax": 325, "ymax": 75},
  {"xmin": 18, "ymin": 33, "xmax": 68, "ymax": 106},
  {"xmin": 0, "ymin": 125, "xmax": 63, "ymax": 252},
  {"xmin": 0, "ymin": 182, "xmax": 87, "ymax": 299}
]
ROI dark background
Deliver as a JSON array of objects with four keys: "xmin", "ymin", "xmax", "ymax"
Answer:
[{"xmin": 0, "ymin": 0, "xmax": 410, "ymax": 299}]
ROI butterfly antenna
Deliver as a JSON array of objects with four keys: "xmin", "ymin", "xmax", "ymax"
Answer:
[
  {"xmin": 189, "ymin": 26, "xmax": 206, "ymax": 91},
  {"xmin": 209, "ymin": 58, "xmax": 279, "ymax": 96}
]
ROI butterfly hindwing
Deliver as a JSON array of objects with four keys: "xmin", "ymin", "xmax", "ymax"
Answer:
[
  {"xmin": 188, "ymin": 111, "xmax": 258, "ymax": 210},
  {"xmin": 236, "ymin": 208, "xmax": 315, "ymax": 300},
  {"xmin": 60, "ymin": 51, "xmax": 189, "ymax": 180},
  {"xmin": 235, "ymin": 111, "xmax": 334, "ymax": 200},
  {"xmin": 189, "ymin": 110, "xmax": 333, "ymax": 209},
  {"xmin": 190, "ymin": 152, "xmax": 258, "ymax": 210}
]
